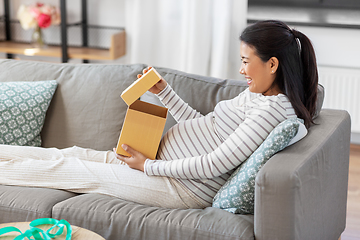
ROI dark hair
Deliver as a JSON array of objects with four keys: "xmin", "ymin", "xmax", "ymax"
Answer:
[{"xmin": 240, "ymin": 20, "xmax": 318, "ymax": 128}]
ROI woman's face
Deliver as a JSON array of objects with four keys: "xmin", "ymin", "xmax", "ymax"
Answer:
[{"xmin": 239, "ymin": 42, "xmax": 280, "ymax": 96}]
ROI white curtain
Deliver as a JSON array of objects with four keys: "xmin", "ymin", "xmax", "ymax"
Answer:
[{"xmin": 125, "ymin": 0, "xmax": 248, "ymax": 79}]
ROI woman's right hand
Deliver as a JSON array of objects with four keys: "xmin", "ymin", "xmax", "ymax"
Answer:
[{"xmin": 138, "ymin": 66, "xmax": 167, "ymax": 94}]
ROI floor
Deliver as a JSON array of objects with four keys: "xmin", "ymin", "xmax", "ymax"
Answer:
[{"xmin": 342, "ymin": 145, "xmax": 360, "ymax": 240}]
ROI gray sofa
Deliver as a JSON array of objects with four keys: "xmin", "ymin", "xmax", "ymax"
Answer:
[{"xmin": 0, "ymin": 59, "xmax": 350, "ymax": 240}]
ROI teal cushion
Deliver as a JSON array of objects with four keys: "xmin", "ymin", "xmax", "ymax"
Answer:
[
  {"xmin": 0, "ymin": 80, "xmax": 57, "ymax": 146},
  {"xmin": 212, "ymin": 118, "xmax": 300, "ymax": 214}
]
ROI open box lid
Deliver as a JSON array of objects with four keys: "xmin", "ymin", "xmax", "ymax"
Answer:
[{"xmin": 121, "ymin": 68, "xmax": 163, "ymax": 106}]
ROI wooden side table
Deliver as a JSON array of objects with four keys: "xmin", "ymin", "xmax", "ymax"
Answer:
[{"xmin": 0, "ymin": 222, "xmax": 105, "ymax": 240}]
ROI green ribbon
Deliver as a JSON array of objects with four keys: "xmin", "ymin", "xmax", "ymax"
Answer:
[{"xmin": 0, "ymin": 218, "xmax": 72, "ymax": 240}]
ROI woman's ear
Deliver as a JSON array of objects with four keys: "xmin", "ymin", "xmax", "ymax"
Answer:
[{"xmin": 269, "ymin": 57, "xmax": 279, "ymax": 74}]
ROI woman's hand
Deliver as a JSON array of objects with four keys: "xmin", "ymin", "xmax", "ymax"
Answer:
[
  {"xmin": 113, "ymin": 145, "xmax": 146, "ymax": 172},
  {"xmin": 137, "ymin": 66, "xmax": 167, "ymax": 94}
]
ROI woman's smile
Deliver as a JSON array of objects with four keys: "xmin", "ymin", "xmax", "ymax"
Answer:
[{"xmin": 245, "ymin": 76, "xmax": 252, "ymax": 85}]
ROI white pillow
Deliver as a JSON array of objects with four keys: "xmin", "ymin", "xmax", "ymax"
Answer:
[{"xmin": 287, "ymin": 121, "xmax": 307, "ymax": 146}]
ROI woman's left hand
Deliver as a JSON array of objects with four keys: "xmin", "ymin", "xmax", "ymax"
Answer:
[{"xmin": 113, "ymin": 145, "xmax": 146, "ymax": 172}]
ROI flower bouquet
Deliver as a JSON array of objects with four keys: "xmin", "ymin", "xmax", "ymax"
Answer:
[{"xmin": 17, "ymin": 2, "xmax": 61, "ymax": 48}]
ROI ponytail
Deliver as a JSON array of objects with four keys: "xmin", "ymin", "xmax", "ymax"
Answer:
[
  {"xmin": 292, "ymin": 29, "xmax": 318, "ymax": 126},
  {"xmin": 240, "ymin": 20, "xmax": 318, "ymax": 128}
]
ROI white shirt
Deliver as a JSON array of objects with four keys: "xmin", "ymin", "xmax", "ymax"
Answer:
[{"xmin": 144, "ymin": 84, "xmax": 296, "ymax": 205}]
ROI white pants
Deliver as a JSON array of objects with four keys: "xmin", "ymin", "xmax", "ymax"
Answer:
[{"xmin": 0, "ymin": 144, "xmax": 204, "ymax": 209}]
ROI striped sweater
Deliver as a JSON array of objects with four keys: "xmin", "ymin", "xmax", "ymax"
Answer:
[{"xmin": 144, "ymin": 84, "xmax": 296, "ymax": 206}]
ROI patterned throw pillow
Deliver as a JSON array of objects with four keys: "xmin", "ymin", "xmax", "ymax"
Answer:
[
  {"xmin": 0, "ymin": 80, "xmax": 57, "ymax": 146},
  {"xmin": 212, "ymin": 118, "xmax": 300, "ymax": 214}
]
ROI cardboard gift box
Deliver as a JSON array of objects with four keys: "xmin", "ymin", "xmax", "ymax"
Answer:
[{"xmin": 116, "ymin": 68, "xmax": 168, "ymax": 159}]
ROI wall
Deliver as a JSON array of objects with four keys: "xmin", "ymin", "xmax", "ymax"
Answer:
[
  {"xmin": 294, "ymin": 25, "xmax": 360, "ymax": 143},
  {"xmin": 294, "ymin": 26, "xmax": 360, "ymax": 69}
]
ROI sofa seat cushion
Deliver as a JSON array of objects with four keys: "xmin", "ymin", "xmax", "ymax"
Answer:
[
  {"xmin": 0, "ymin": 185, "xmax": 77, "ymax": 223},
  {"xmin": 52, "ymin": 193, "xmax": 254, "ymax": 240}
]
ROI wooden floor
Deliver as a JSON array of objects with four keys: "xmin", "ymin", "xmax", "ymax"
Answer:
[{"xmin": 342, "ymin": 144, "xmax": 360, "ymax": 240}]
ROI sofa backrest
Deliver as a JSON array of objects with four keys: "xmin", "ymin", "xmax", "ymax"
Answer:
[
  {"xmin": 0, "ymin": 60, "xmax": 324, "ymax": 151},
  {"xmin": 0, "ymin": 60, "xmax": 146, "ymax": 150}
]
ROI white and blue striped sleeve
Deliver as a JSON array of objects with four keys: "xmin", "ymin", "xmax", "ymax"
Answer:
[
  {"xmin": 156, "ymin": 84, "xmax": 203, "ymax": 122},
  {"xmin": 144, "ymin": 97, "xmax": 288, "ymax": 180}
]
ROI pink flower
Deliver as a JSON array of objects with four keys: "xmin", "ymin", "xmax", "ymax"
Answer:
[
  {"xmin": 37, "ymin": 13, "xmax": 52, "ymax": 28},
  {"xmin": 29, "ymin": 6, "xmax": 41, "ymax": 18},
  {"xmin": 41, "ymin": 5, "xmax": 52, "ymax": 15},
  {"xmin": 17, "ymin": 3, "xmax": 61, "ymax": 30},
  {"xmin": 51, "ymin": 8, "xmax": 61, "ymax": 25}
]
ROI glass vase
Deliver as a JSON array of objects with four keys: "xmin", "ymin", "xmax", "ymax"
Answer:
[{"xmin": 31, "ymin": 25, "xmax": 47, "ymax": 48}]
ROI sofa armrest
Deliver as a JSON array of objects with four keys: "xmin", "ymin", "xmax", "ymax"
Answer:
[{"xmin": 254, "ymin": 109, "xmax": 351, "ymax": 240}]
